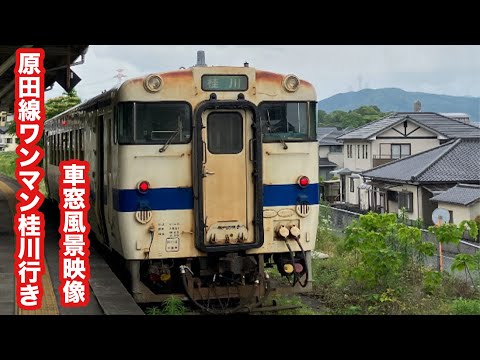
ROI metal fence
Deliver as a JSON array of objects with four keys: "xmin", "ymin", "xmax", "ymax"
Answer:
[{"xmin": 320, "ymin": 204, "xmax": 480, "ymax": 279}]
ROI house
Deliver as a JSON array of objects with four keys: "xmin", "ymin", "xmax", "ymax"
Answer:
[
  {"xmin": 361, "ymin": 138, "xmax": 480, "ymax": 226},
  {"xmin": 430, "ymin": 184, "xmax": 480, "ymax": 226},
  {"xmin": 0, "ymin": 111, "xmax": 7, "ymax": 127},
  {"xmin": 0, "ymin": 119, "xmax": 19, "ymax": 152},
  {"xmin": 335, "ymin": 112, "xmax": 480, "ymax": 208},
  {"xmin": 317, "ymin": 127, "xmax": 347, "ymax": 181}
]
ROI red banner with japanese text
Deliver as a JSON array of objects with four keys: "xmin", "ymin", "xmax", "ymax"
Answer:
[
  {"xmin": 13, "ymin": 48, "xmax": 46, "ymax": 310},
  {"xmin": 58, "ymin": 161, "xmax": 91, "ymax": 306}
]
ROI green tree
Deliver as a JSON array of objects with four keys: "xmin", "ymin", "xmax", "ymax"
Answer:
[
  {"xmin": 318, "ymin": 105, "xmax": 389, "ymax": 129},
  {"xmin": 7, "ymin": 90, "xmax": 81, "ymax": 150},
  {"xmin": 7, "ymin": 90, "xmax": 81, "ymax": 135},
  {"xmin": 45, "ymin": 89, "xmax": 81, "ymax": 119}
]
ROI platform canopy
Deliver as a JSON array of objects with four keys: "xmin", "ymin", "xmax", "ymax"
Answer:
[{"xmin": 0, "ymin": 45, "xmax": 89, "ymax": 113}]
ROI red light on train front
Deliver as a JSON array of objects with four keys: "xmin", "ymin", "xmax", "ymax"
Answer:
[
  {"xmin": 138, "ymin": 181, "xmax": 150, "ymax": 194},
  {"xmin": 297, "ymin": 176, "xmax": 309, "ymax": 188}
]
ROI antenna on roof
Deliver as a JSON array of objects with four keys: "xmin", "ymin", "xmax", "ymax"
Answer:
[{"xmin": 195, "ymin": 50, "xmax": 207, "ymax": 67}]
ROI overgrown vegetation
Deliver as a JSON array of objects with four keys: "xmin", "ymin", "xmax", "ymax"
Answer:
[
  {"xmin": 145, "ymin": 296, "xmax": 188, "ymax": 315},
  {"xmin": 0, "ymin": 152, "xmax": 46, "ymax": 196},
  {"xmin": 318, "ymin": 105, "xmax": 389, "ymax": 129},
  {"xmin": 0, "ymin": 152, "xmax": 16, "ymax": 178},
  {"xmin": 311, "ymin": 209, "xmax": 480, "ymax": 315}
]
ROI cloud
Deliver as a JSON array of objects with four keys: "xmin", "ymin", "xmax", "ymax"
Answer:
[{"xmin": 46, "ymin": 45, "xmax": 480, "ymax": 102}]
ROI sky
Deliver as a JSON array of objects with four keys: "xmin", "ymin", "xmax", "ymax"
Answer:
[{"xmin": 45, "ymin": 45, "xmax": 480, "ymax": 102}]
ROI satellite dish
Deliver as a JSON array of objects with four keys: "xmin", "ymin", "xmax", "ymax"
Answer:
[{"xmin": 432, "ymin": 208, "xmax": 450, "ymax": 225}]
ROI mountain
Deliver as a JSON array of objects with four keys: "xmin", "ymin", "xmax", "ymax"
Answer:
[{"xmin": 318, "ymin": 88, "xmax": 480, "ymax": 122}]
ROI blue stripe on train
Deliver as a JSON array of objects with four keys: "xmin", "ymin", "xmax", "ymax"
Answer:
[
  {"xmin": 263, "ymin": 183, "xmax": 319, "ymax": 207},
  {"xmin": 112, "ymin": 183, "xmax": 319, "ymax": 212},
  {"xmin": 112, "ymin": 187, "xmax": 194, "ymax": 212}
]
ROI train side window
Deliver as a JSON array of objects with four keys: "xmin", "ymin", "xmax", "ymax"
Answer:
[
  {"xmin": 69, "ymin": 131, "xmax": 73, "ymax": 160},
  {"xmin": 56, "ymin": 134, "xmax": 60, "ymax": 165},
  {"xmin": 73, "ymin": 130, "xmax": 78, "ymax": 159},
  {"xmin": 50, "ymin": 135, "xmax": 54, "ymax": 165},
  {"xmin": 118, "ymin": 102, "xmax": 134, "ymax": 143},
  {"xmin": 207, "ymin": 112, "xmax": 243, "ymax": 154},
  {"xmin": 113, "ymin": 116, "xmax": 118, "ymax": 144},
  {"xmin": 79, "ymin": 129, "xmax": 84, "ymax": 161}
]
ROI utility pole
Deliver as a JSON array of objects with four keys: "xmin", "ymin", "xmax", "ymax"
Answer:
[{"xmin": 114, "ymin": 69, "xmax": 127, "ymax": 85}]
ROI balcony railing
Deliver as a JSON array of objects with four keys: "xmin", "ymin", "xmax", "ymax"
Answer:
[{"xmin": 372, "ymin": 155, "xmax": 396, "ymax": 167}]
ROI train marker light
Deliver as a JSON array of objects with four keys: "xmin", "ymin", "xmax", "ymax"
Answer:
[
  {"xmin": 282, "ymin": 74, "xmax": 300, "ymax": 92},
  {"xmin": 138, "ymin": 181, "xmax": 150, "ymax": 193},
  {"xmin": 297, "ymin": 175, "xmax": 309, "ymax": 188},
  {"xmin": 283, "ymin": 263, "xmax": 294, "ymax": 274},
  {"xmin": 144, "ymin": 74, "xmax": 163, "ymax": 93}
]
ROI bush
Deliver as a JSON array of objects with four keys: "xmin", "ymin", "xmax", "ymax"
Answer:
[{"xmin": 450, "ymin": 299, "xmax": 480, "ymax": 315}]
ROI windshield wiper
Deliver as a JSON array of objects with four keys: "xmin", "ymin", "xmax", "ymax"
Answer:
[
  {"xmin": 265, "ymin": 109, "xmax": 288, "ymax": 150},
  {"xmin": 276, "ymin": 134, "xmax": 288, "ymax": 150},
  {"xmin": 159, "ymin": 129, "xmax": 180, "ymax": 153}
]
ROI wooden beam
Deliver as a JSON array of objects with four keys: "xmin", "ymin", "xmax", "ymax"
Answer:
[
  {"xmin": 0, "ymin": 45, "xmax": 33, "ymax": 77},
  {"xmin": 0, "ymin": 79, "xmax": 14, "ymax": 98}
]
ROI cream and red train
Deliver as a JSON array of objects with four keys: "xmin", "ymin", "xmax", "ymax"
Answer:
[{"xmin": 44, "ymin": 53, "xmax": 319, "ymax": 311}]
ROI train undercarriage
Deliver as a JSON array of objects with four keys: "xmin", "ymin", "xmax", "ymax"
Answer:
[{"xmin": 127, "ymin": 251, "xmax": 312, "ymax": 314}]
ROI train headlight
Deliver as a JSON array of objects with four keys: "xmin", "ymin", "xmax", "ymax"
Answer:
[
  {"xmin": 137, "ymin": 180, "xmax": 150, "ymax": 194},
  {"xmin": 297, "ymin": 175, "xmax": 310, "ymax": 188},
  {"xmin": 282, "ymin": 74, "xmax": 300, "ymax": 92},
  {"xmin": 144, "ymin": 74, "xmax": 163, "ymax": 93}
]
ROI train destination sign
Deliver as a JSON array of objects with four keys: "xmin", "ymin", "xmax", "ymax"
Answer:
[{"xmin": 201, "ymin": 75, "xmax": 248, "ymax": 91}]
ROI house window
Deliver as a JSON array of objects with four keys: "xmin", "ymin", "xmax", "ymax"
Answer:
[
  {"xmin": 350, "ymin": 177, "xmax": 355, "ymax": 192},
  {"xmin": 398, "ymin": 191, "xmax": 413, "ymax": 212},
  {"xmin": 362, "ymin": 144, "xmax": 368, "ymax": 159},
  {"xmin": 15, "ymin": 138, "xmax": 20, "ymax": 144},
  {"xmin": 6, "ymin": 138, "xmax": 12, "ymax": 144},
  {"xmin": 391, "ymin": 144, "xmax": 411, "ymax": 159},
  {"xmin": 357, "ymin": 145, "xmax": 360, "ymax": 159},
  {"xmin": 448, "ymin": 210, "xmax": 454, "ymax": 224},
  {"xmin": 347, "ymin": 144, "xmax": 352, "ymax": 158},
  {"xmin": 387, "ymin": 191, "xmax": 398, "ymax": 202},
  {"xmin": 329, "ymin": 145, "xmax": 342, "ymax": 153}
]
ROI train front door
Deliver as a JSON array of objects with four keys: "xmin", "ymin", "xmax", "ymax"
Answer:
[{"xmin": 200, "ymin": 109, "xmax": 255, "ymax": 247}]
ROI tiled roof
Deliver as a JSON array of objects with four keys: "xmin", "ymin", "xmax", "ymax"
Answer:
[
  {"xmin": 430, "ymin": 184, "xmax": 480, "ymax": 206},
  {"xmin": 317, "ymin": 127, "xmax": 347, "ymax": 146},
  {"xmin": 337, "ymin": 112, "xmax": 480, "ymax": 140},
  {"xmin": 319, "ymin": 158, "xmax": 337, "ymax": 167},
  {"xmin": 362, "ymin": 138, "xmax": 480, "ymax": 183}
]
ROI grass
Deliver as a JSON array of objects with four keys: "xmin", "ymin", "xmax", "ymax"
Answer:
[
  {"xmin": 0, "ymin": 151, "xmax": 47, "ymax": 196},
  {"xmin": 0, "ymin": 152, "xmax": 17, "ymax": 178},
  {"xmin": 145, "ymin": 296, "xmax": 188, "ymax": 315},
  {"xmin": 262, "ymin": 294, "xmax": 319, "ymax": 315}
]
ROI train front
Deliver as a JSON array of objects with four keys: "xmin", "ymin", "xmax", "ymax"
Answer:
[{"xmin": 114, "ymin": 56, "xmax": 318, "ymax": 310}]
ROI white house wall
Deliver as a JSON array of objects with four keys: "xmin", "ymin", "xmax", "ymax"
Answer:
[
  {"xmin": 343, "ymin": 141, "xmax": 372, "ymax": 171},
  {"xmin": 437, "ymin": 202, "xmax": 477, "ymax": 225}
]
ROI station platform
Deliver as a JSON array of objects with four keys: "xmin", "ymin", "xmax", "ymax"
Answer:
[{"xmin": 0, "ymin": 174, "xmax": 144, "ymax": 315}]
